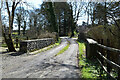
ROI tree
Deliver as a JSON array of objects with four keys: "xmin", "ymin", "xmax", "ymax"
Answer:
[
  {"xmin": 27, "ymin": 8, "xmax": 45, "ymax": 39},
  {"xmin": 54, "ymin": 2, "xmax": 71, "ymax": 36},
  {"xmin": 89, "ymin": 2, "xmax": 96, "ymax": 26},
  {"xmin": 69, "ymin": 3, "xmax": 74, "ymax": 37},
  {"xmin": 15, "ymin": 6, "xmax": 28, "ymax": 35},
  {"xmin": 40, "ymin": 2, "xmax": 59, "ymax": 40},
  {"xmin": 3, "ymin": 0, "xmax": 22, "ymax": 52},
  {"xmin": 15, "ymin": 7, "xmax": 23, "ymax": 35},
  {"xmin": 41, "ymin": 2, "xmax": 84, "ymax": 37},
  {"xmin": 0, "ymin": 0, "xmax": 3, "ymax": 38},
  {"xmin": 69, "ymin": 2, "xmax": 84, "ymax": 37},
  {"xmin": 90, "ymin": 1, "xmax": 120, "ymax": 26},
  {"xmin": 48, "ymin": 2, "xmax": 58, "ymax": 32},
  {"xmin": 89, "ymin": 1, "xmax": 120, "ymax": 48}
]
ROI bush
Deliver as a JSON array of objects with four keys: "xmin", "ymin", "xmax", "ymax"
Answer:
[
  {"xmin": 87, "ymin": 25, "xmax": 120, "ymax": 63},
  {"xmin": 87, "ymin": 25, "xmax": 119, "ymax": 48},
  {"xmin": 38, "ymin": 32, "xmax": 58, "ymax": 41}
]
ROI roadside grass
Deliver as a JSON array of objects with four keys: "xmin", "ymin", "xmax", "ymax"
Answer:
[
  {"xmin": 2, "ymin": 43, "xmax": 7, "ymax": 47},
  {"xmin": 2, "ymin": 43, "xmax": 20, "ymax": 48},
  {"xmin": 77, "ymin": 41, "xmax": 117, "ymax": 80},
  {"xmin": 72, "ymin": 31, "xmax": 78, "ymax": 38},
  {"xmin": 55, "ymin": 41, "xmax": 70, "ymax": 56},
  {"xmin": 77, "ymin": 41, "xmax": 101, "ymax": 80}
]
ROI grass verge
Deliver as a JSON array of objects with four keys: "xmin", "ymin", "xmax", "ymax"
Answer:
[
  {"xmin": 77, "ymin": 41, "xmax": 117, "ymax": 80},
  {"xmin": 2, "ymin": 44, "xmax": 7, "ymax": 47},
  {"xmin": 77, "ymin": 41, "xmax": 101, "ymax": 80},
  {"xmin": 55, "ymin": 41, "xmax": 70, "ymax": 56},
  {"xmin": 2, "ymin": 43, "xmax": 20, "ymax": 48}
]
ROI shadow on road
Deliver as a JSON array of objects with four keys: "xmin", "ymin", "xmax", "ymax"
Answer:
[
  {"xmin": 0, "ymin": 50, "xmax": 25, "ymax": 56},
  {"xmin": 8, "ymin": 52, "xmax": 25, "ymax": 56},
  {"xmin": 34, "ymin": 61, "xmax": 80, "ymax": 78},
  {"xmin": 39, "ymin": 61, "xmax": 79, "ymax": 70}
]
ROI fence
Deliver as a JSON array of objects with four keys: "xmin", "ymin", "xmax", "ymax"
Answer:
[{"xmin": 86, "ymin": 38, "xmax": 120, "ymax": 80}]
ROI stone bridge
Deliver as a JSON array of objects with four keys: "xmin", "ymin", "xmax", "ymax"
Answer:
[{"xmin": 20, "ymin": 38, "xmax": 55, "ymax": 53}]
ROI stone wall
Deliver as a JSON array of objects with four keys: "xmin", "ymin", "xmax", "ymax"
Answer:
[
  {"xmin": 20, "ymin": 38, "xmax": 55, "ymax": 53},
  {"xmin": 86, "ymin": 38, "xmax": 97, "ymax": 59}
]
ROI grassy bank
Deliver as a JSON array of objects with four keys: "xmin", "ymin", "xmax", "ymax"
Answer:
[
  {"xmin": 77, "ymin": 41, "xmax": 101, "ymax": 80},
  {"xmin": 77, "ymin": 41, "xmax": 118, "ymax": 80}
]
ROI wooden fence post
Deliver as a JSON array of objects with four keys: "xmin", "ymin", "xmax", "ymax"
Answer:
[
  {"xmin": 107, "ymin": 39, "xmax": 111, "ymax": 79},
  {"xmin": 27, "ymin": 37, "xmax": 28, "ymax": 40},
  {"xmin": 100, "ymin": 39, "xmax": 104, "ymax": 78},
  {"xmin": 98, "ymin": 39, "xmax": 100, "ymax": 44}
]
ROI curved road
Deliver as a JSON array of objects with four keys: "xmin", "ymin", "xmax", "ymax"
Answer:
[{"xmin": 2, "ymin": 37, "xmax": 81, "ymax": 78}]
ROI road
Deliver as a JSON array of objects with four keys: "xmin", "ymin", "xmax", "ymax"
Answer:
[{"xmin": 2, "ymin": 38, "xmax": 81, "ymax": 78}]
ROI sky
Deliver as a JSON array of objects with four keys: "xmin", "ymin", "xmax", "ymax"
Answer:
[
  {"xmin": 25, "ymin": 0, "xmax": 89, "ymax": 25},
  {"xmin": 25, "ymin": 0, "xmax": 43, "ymax": 9},
  {"xmin": 19, "ymin": 0, "xmax": 89, "ymax": 30},
  {"xmin": 2, "ymin": 0, "xmax": 119, "ymax": 30},
  {"xmin": 2, "ymin": 0, "xmax": 89, "ymax": 30}
]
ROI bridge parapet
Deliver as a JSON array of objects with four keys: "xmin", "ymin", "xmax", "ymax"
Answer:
[
  {"xmin": 86, "ymin": 38, "xmax": 97, "ymax": 59},
  {"xmin": 20, "ymin": 38, "xmax": 55, "ymax": 53}
]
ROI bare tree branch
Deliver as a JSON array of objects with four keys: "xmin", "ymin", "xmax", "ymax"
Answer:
[
  {"xmin": 5, "ymin": 0, "xmax": 10, "ymax": 16},
  {"xmin": 108, "ymin": 12, "xmax": 120, "ymax": 30},
  {"xmin": 109, "ymin": 28, "xmax": 120, "ymax": 39}
]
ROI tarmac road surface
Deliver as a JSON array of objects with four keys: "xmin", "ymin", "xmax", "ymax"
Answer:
[{"xmin": 2, "ymin": 37, "xmax": 81, "ymax": 78}]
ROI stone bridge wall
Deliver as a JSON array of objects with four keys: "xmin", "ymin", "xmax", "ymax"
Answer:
[{"xmin": 20, "ymin": 38, "xmax": 55, "ymax": 53}]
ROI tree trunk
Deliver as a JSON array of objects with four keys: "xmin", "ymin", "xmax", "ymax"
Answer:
[
  {"xmin": 6, "ymin": 16, "xmax": 16, "ymax": 52},
  {"xmin": 3, "ymin": 33, "xmax": 16, "ymax": 52},
  {"xmin": 64, "ymin": 12, "xmax": 66, "ymax": 36},
  {"xmin": 48, "ymin": 2, "xmax": 58, "ymax": 41},
  {"xmin": 18, "ymin": 20, "xmax": 21, "ymax": 35},
  {"xmin": 70, "ymin": 5, "xmax": 75, "ymax": 37},
  {"xmin": 1, "ymin": 1, "xmax": 15, "ymax": 52},
  {"xmin": 2, "ymin": 27, "xmax": 16, "ymax": 52},
  {"xmin": 87, "ymin": 10, "xmax": 89, "ymax": 25},
  {"xmin": 48, "ymin": 2, "xmax": 58, "ymax": 32},
  {"xmin": 104, "ymin": 2, "xmax": 107, "ymax": 25},
  {"xmin": 5, "ymin": 1, "xmax": 16, "ymax": 52},
  {"xmin": 58, "ymin": 13, "xmax": 60, "ymax": 35},
  {"xmin": 0, "ymin": 1, "xmax": 2, "ymax": 37},
  {"xmin": 23, "ymin": 21, "xmax": 26, "ymax": 35},
  {"xmin": 7, "ymin": 34, "xmax": 16, "ymax": 52},
  {"xmin": 92, "ymin": 8, "xmax": 95, "ymax": 27}
]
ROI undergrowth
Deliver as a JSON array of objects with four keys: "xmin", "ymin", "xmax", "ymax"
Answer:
[{"xmin": 77, "ymin": 41, "xmax": 104, "ymax": 80}]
